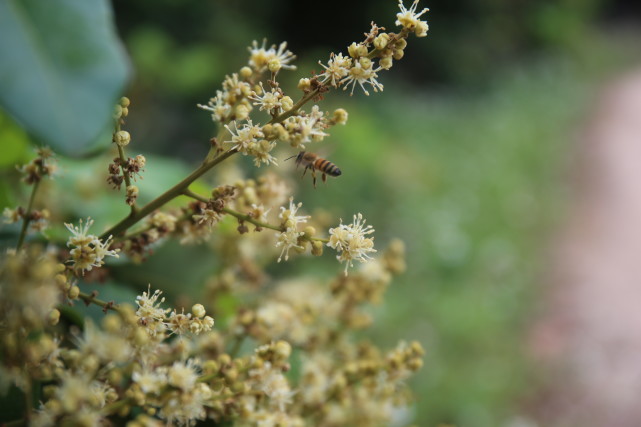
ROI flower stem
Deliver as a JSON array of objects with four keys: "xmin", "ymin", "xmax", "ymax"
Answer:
[
  {"xmin": 15, "ymin": 178, "xmax": 41, "ymax": 251},
  {"xmin": 99, "ymin": 148, "xmax": 238, "ymax": 240},
  {"xmin": 78, "ymin": 291, "xmax": 120, "ymax": 313}
]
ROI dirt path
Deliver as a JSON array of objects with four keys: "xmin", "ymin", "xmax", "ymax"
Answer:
[{"xmin": 529, "ymin": 69, "xmax": 641, "ymax": 426}]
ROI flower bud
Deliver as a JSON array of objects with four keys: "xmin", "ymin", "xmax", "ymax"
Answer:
[
  {"xmin": 374, "ymin": 33, "xmax": 390, "ymax": 50},
  {"xmin": 281, "ymin": 96, "xmax": 294, "ymax": 112},
  {"xmin": 235, "ymin": 104, "xmax": 250, "ymax": 121},
  {"xmin": 332, "ymin": 108, "xmax": 349, "ymax": 125},
  {"xmin": 121, "ymin": 107, "xmax": 129, "ymax": 117},
  {"xmin": 192, "ymin": 303, "xmax": 206, "ymax": 318},
  {"xmin": 48, "ymin": 309, "xmax": 60, "ymax": 326},
  {"xmin": 311, "ymin": 240, "xmax": 324, "ymax": 256},
  {"xmin": 396, "ymin": 38, "xmax": 408, "ymax": 50},
  {"xmin": 114, "ymin": 130, "xmax": 131, "ymax": 146},
  {"xmin": 379, "ymin": 57, "xmax": 393, "ymax": 70},
  {"xmin": 298, "ymin": 78, "xmax": 311, "ymax": 91},
  {"xmin": 268, "ymin": 58, "xmax": 282, "ymax": 73},
  {"xmin": 359, "ymin": 57, "xmax": 372, "ymax": 69},
  {"xmin": 68, "ymin": 285, "xmax": 80, "ymax": 299},
  {"xmin": 393, "ymin": 49, "xmax": 404, "ymax": 60},
  {"xmin": 304, "ymin": 226, "xmax": 316, "ymax": 237},
  {"xmin": 120, "ymin": 97, "xmax": 131, "ymax": 107},
  {"xmin": 240, "ymin": 66, "xmax": 253, "ymax": 79},
  {"xmin": 113, "ymin": 105, "xmax": 123, "ymax": 119}
]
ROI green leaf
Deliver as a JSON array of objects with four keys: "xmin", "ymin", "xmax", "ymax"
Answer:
[{"xmin": 0, "ymin": 0, "xmax": 130, "ymax": 156}]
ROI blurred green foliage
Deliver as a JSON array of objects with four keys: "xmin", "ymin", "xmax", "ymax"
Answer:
[
  {"xmin": 1, "ymin": 0, "xmax": 640, "ymax": 425},
  {"xmin": 0, "ymin": 0, "xmax": 130, "ymax": 155}
]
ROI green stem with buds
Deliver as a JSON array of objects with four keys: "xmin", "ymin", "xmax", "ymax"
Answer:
[{"xmin": 99, "ymin": 148, "xmax": 237, "ymax": 240}]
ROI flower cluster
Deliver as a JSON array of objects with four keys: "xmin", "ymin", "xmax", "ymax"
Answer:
[
  {"xmin": 64, "ymin": 218, "xmax": 119, "ymax": 274},
  {"xmin": 1, "ymin": 1, "xmax": 429, "ymax": 425},
  {"xmin": 328, "ymin": 213, "xmax": 377, "ymax": 273}
]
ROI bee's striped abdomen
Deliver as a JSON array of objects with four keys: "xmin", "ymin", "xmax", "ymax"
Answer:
[{"xmin": 314, "ymin": 158, "xmax": 342, "ymax": 177}]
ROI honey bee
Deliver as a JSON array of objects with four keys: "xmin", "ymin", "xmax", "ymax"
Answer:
[{"xmin": 286, "ymin": 151, "xmax": 342, "ymax": 187}]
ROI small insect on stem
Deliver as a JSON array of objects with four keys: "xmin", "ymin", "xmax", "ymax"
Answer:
[{"xmin": 285, "ymin": 151, "xmax": 342, "ymax": 188}]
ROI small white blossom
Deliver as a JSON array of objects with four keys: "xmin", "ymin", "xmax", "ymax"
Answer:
[
  {"xmin": 396, "ymin": 0, "xmax": 429, "ymax": 37},
  {"xmin": 327, "ymin": 213, "xmax": 377, "ymax": 274},
  {"xmin": 341, "ymin": 58, "xmax": 384, "ymax": 96},
  {"xmin": 248, "ymin": 40, "xmax": 296, "ymax": 72},
  {"xmin": 275, "ymin": 198, "xmax": 310, "ymax": 262},
  {"xmin": 2, "ymin": 207, "xmax": 20, "ymax": 224},
  {"xmin": 198, "ymin": 90, "xmax": 232, "ymax": 123},
  {"xmin": 133, "ymin": 366, "xmax": 168, "ymax": 394},
  {"xmin": 249, "ymin": 82, "xmax": 285, "ymax": 114},
  {"xmin": 193, "ymin": 209, "xmax": 222, "ymax": 228},
  {"xmin": 167, "ymin": 359, "xmax": 200, "ymax": 391},
  {"xmin": 224, "ymin": 120, "xmax": 264, "ymax": 153},
  {"xmin": 136, "ymin": 285, "xmax": 170, "ymax": 335},
  {"xmin": 64, "ymin": 218, "xmax": 119, "ymax": 274},
  {"xmin": 319, "ymin": 53, "xmax": 353, "ymax": 87}
]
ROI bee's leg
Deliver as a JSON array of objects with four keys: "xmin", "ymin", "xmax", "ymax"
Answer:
[
  {"xmin": 322, "ymin": 173, "xmax": 327, "ymax": 183},
  {"xmin": 312, "ymin": 170, "xmax": 317, "ymax": 188},
  {"xmin": 302, "ymin": 166, "xmax": 308, "ymax": 177}
]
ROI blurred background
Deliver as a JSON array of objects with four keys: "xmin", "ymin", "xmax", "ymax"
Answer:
[{"xmin": 2, "ymin": 0, "xmax": 641, "ymax": 425}]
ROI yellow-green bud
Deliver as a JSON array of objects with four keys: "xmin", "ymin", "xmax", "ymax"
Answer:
[
  {"xmin": 102, "ymin": 313, "xmax": 122, "ymax": 333},
  {"xmin": 240, "ymin": 66, "xmax": 253, "ymax": 79},
  {"xmin": 268, "ymin": 58, "xmax": 282, "ymax": 73},
  {"xmin": 304, "ymin": 226, "xmax": 316, "ymax": 237},
  {"xmin": 56, "ymin": 263, "xmax": 66, "ymax": 273},
  {"xmin": 55, "ymin": 273, "xmax": 67, "ymax": 287},
  {"xmin": 120, "ymin": 97, "xmax": 131, "ymax": 107},
  {"xmin": 281, "ymin": 96, "xmax": 293, "ymax": 112},
  {"xmin": 48, "ymin": 309, "xmax": 60, "ymax": 326},
  {"xmin": 235, "ymin": 104, "xmax": 250, "ymax": 121},
  {"xmin": 359, "ymin": 57, "xmax": 372, "ymax": 69},
  {"xmin": 68, "ymin": 285, "xmax": 80, "ymax": 299},
  {"xmin": 332, "ymin": 108, "xmax": 349, "ymax": 125},
  {"xmin": 121, "ymin": 107, "xmax": 129, "ymax": 117},
  {"xmin": 393, "ymin": 49, "xmax": 404, "ymax": 60},
  {"xmin": 274, "ymin": 340, "xmax": 292, "ymax": 360},
  {"xmin": 311, "ymin": 240, "xmax": 324, "ymax": 256},
  {"xmin": 374, "ymin": 33, "xmax": 390, "ymax": 50},
  {"xmin": 192, "ymin": 303, "xmax": 206, "ymax": 318},
  {"xmin": 348, "ymin": 42, "xmax": 368, "ymax": 58},
  {"xmin": 396, "ymin": 38, "xmax": 408, "ymax": 50},
  {"xmin": 380, "ymin": 57, "xmax": 393, "ymax": 70},
  {"xmin": 113, "ymin": 105, "xmax": 123, "ymax": 119},
  {"xmin": 114, "ymin": 130, "xmax": 131, "ymax": 146},
  {"xmin": 298, "ymin": 78, "xmax": 311, "ymax": 91}
]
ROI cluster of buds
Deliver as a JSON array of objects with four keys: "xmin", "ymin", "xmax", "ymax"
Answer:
[
  {"xmin": 318, "ymin": 0, "xmax": 429, "ymax": 94},
  {"xmin": 107, "ymin": 154, "xmax": 146, "ymax": 190},
  {"xmin": 108, "ymin": 97, "xmax": 146, "ymax": 208},
  {"xmin": 2, "ymin": 206, "xmax": 50, "ymax": 233},
  {"xmin": 17, "ymin": 146, "xmax": 57, "ymax": 184}
]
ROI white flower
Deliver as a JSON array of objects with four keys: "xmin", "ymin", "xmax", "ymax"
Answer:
[
  {"xmin": 224, "ymin": 120, "xmax": 264, "ymax": 153},
  {"xmin": 197, "ymin": 90, "xmax": 232, "ymax": 123},
  {"xmin": 249, "ymin": 82, "xmax": 284, "ymax": 114},
  {"xmin": 275, "ymin": 198, "xmax": 309, "ymax": 262},
  {"xmin": 136, "ymin": 285, "xmax": 169, "ymax": 335},
  {"xmin": 64, "ymin": 218, "xmax": 119, "ymax": 273},
  {"xmin": 396, "ymin": 0, "xmax": 429, "ymax": 37},
  {"xmin": 248, "ymin": 40, "xmax": 296, "ymax": 72},
  {"xmin": 327, "ymin": 213, "xmax": 377, "ymax": 274},
  {"xmin": 133, "ymin": 366, "xmax": 167, "ymax": 394},
  {"xmin": 167, "ymin": 359, "xmax": 200, "ymax": 391},
  {"xmin": 341, "ymin": 58, "xmax": 384, "ymax": 96},
  {"xmin": 193, "ymin": 209, "xmax": 222, "ymax": 227},
  {"xmin": 319, "ymin": 53, "xmax": 353, "ymax": 87}
]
